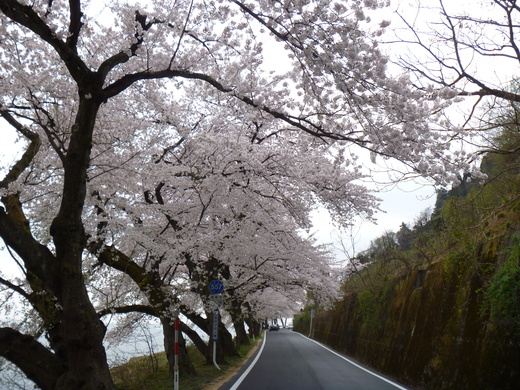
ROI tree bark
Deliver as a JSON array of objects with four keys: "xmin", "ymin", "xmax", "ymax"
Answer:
[
  {"xmin": 96, "ymin": 248, "xmax": 199, "ymax": 377},
  {"xmin": 182, "ymin": 308, "xmax": 240, "ymax": 363},
  {"xmin": 233, "ymin": 319, "xmax": 250, "ymax": 348},
  {"xmin": 219, "ymin": 319, "xmax": 240, "ymax": 358},
  {"xmin": 0, "ymin": 99, "xmax": 116, "ymax": 389},
  {"xmin": 180, "ymin": 322, "xmax": 208, "ymax": 358},
  {"xmin": 161, "ymin": 317, "xmax": 196, "ymax": 376},
  {"xmin": 245, "ymin": 318, "xmax": 262, "ymax": 339},
  {"xmin": 228, "ymin": 293, "xmax": 251, "ymax": 348}
]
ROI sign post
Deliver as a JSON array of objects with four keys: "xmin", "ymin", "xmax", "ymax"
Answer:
[
  {"xmin": 209, "ymin": 280, "xmax": 224, "ymax": 370},
  {"xmin": 212, "ymin": 308, "xmax": 221, "ymax": 370}
]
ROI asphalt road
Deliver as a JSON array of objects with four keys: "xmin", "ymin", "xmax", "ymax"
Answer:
[{"xmin": 219, "ymin": 329, "xmax": 409, "ymax": 390}]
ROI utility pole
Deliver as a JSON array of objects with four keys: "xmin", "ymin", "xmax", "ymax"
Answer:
[
  {"xmin": 174, "ymin": 311, "xmax": 179, "ymax": 390},
  {"xmin": 308, "ymin": 309, "xmax": 315, "ymax": 338}
]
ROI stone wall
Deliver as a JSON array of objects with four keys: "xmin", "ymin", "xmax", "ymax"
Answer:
[{"xmin": 296, "ymin": 239, "xmax": 520, "ymax": 390}]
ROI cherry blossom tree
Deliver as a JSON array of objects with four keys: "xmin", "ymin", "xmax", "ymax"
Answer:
[
  {"xmin": 0, "ymin": 0, "xmax": 473, "ymax": 388},
  {"xmin": 87, "ymin": 122, "xmax": 347, "ymax": 366}
]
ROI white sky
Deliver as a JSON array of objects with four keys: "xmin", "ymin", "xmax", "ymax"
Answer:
[{"xmin": 310, "ymin": 182, "xmax": 435, "ymax": 261}]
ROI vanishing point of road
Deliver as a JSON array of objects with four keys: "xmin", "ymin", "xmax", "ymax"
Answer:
[{"xmin": 218, "ymin": 328, "xmax": 409, "ymax": 390}]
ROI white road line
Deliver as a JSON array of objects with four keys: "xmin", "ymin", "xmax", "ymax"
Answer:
[
  {"xmin": 298, "ymin": 333, "xmax": 409, "ymax": 390},
  {"xmin": 228, "ymin": 331, "xmax": 268, "ymax": 390}
]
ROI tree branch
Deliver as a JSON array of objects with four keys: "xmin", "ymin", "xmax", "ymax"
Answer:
[
  {"xmin": 100, "ymin": 68, "xmax": 364, "ymax": 143},
  {"xmin": 96, "ymin": 11, "xmax": 160, "ymax": 82},
  {"xmin": 0, "ymin": 328, "xmax": 64, "ymax": 390},
  {"xmin": 0, "ymin": 110, "xmax": 41, "ymax": 190},
  {"xmin": 98, "ymin": 304, "xmax": 158, "ymax": 318},
  {"xmin": 458, "ymin": 88, "xmax": 520, "ymax": 103},
  {"xmin": 95, "ymin": 245, "xmax": 150, "ymax": 287},
  {"xmin": 230, "ymin": 0, "xmax": 301, "ymax": 49},
  {"xmin": 0, "ymin": 275, "xmax": 29, "ymax": 300},
  {"xmin": 0, "ymin": 0, "xmax": 90, "ymax": 82},
  {"xmin": 66, "ymin": 0, "xmax": 82, "ymax": 49}
]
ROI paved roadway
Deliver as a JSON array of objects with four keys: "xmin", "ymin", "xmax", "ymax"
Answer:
[{"xmin": 219, "ymin": 328, "xmax": 409, "ymax": 390}]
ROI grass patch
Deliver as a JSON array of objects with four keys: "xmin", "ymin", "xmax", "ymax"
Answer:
[{"xmin": 111, "ymin": 337, "xmax": 262, "ymax": 390}]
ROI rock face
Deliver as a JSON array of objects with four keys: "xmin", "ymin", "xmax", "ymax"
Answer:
[{"xmin": 295, "ymin": 236, "xmax": 520, "ymax": 390}]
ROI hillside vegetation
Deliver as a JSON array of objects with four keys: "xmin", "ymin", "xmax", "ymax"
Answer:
[{"xmin": 295, "ymin": 126, "xmax": 520, "ymax": 389}]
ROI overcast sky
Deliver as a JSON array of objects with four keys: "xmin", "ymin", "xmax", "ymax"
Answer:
[{"xmin": 313, "ymin": 185, "xmax": 436, "ymax": 260}]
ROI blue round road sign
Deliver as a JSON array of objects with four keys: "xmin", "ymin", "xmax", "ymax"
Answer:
[{"xmin": 209, "ymin": 280, "xmax": 224, "ymax": 294}]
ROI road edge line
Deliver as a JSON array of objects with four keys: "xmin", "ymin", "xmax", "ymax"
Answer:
[
  {"xmin": 228, "ymin": 331, "xmax": 268, "ymax": 390},
  {"xmin": 297, "ymin": 333, "xmax": 409, "ymax": 390}
]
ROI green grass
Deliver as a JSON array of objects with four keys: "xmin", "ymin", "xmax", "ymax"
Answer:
[{"xmin": 111, "ymin": 337, "xmax": 261, "ymax": 390}]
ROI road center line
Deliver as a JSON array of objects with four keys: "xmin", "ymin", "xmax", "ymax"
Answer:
[
  {"xmin": 228, "ymin": 331, "xmax": 268, "ymax": 390},
  {"xmin": 298, "ymin": 333, "xmax": 409, "ymax": 390}
]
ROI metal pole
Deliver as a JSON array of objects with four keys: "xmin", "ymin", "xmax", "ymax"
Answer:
[
  {"xmin": 212, "ymin": 309, "xmax": 221, "ymax": 370},
  {"xmin": 174, "ymin": 314, "xmax": 179, "ymax": 390},
  {"xmin": 308, "ymin": 309, "xmax": 315, "ymax": 338}
]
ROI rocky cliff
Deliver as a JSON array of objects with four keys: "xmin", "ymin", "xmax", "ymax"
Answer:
[{"xmin": 295, "ymin": 233, "xmax": 520, "ymax": 390}]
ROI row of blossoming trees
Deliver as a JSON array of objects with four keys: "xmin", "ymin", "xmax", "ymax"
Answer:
[{"xmin": 1, "ymin": 0, "xmax": 518, "ymax": 389}]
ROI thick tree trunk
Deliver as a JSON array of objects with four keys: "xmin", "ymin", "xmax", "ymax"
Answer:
[
  {"xmin": 161, "ymin": 318, "xmax": 196, "ymax": 376},
  {"xmin": 203, "ymin": 312, "xmax": 240, "ymax": 364},
  {"xmin": 233, "ymin": 319, "xmax": 250, "ymax": 348},
  {"xmin": 53, "ymin": 304, "xmax": 114, "ymax": 390},
  {"xmin": 50, "ymin": 207, "xmax": 116, "ymax": 390},
  {"xmin": 245, "ymin": 318, "xmax": 262, "ymax": 339},
  {"xmin": 181, "ymin": 322, "xmax": 208, "ymax": 358},
  {"xmin": 228, "ymin": 296, "xmax": 250, "ymax": 348},
  {"xmin": 48, "ymin": 97, "xmax": 116, "ymax": 390},
  {"xmin": 219, "ymin": 319, "xmax": 240, "ymax": 357},
  {"xmin": 51, "ymin": 230, "xmax": 114, "ymax": 389},
  {"xmin": 0, "ymin": 123, "xmax": 116, "ymax": 390}
]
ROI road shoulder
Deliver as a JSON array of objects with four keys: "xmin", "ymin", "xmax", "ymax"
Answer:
[{"xmin": 205, "ymin": 332, "xmax": 266, "ymax": 390}]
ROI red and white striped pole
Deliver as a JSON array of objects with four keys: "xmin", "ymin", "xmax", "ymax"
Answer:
[{"xmin": 174, "ymin": 312, "xmax": 179, "ymax": 390}]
